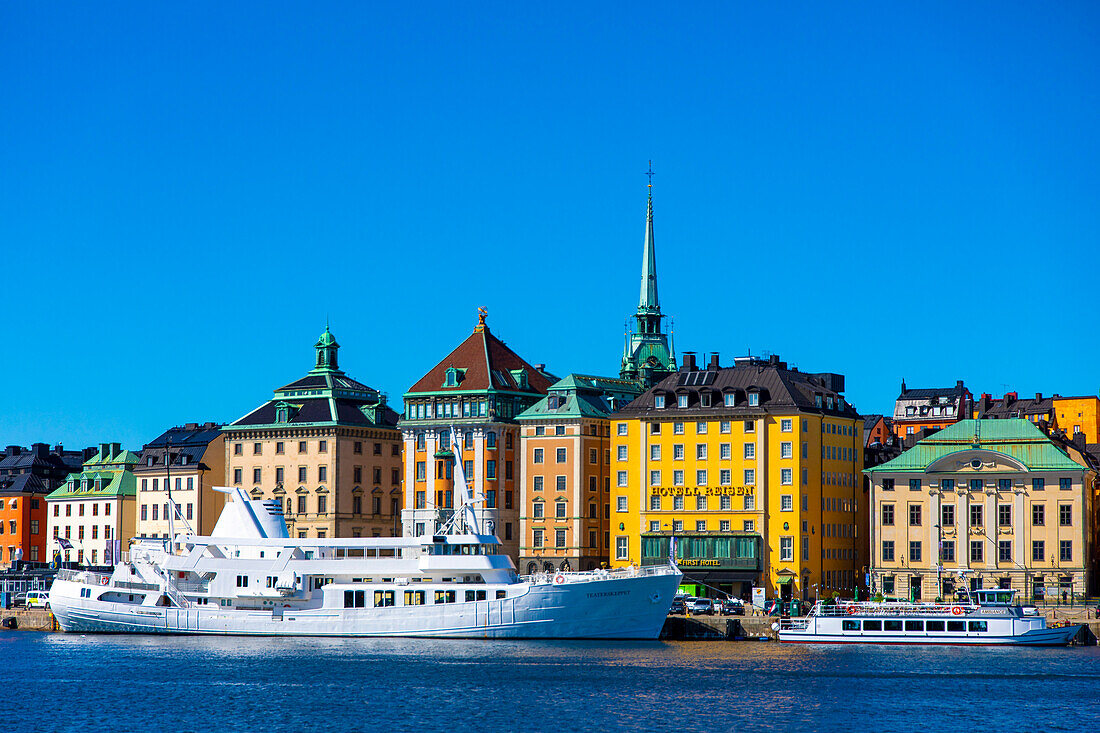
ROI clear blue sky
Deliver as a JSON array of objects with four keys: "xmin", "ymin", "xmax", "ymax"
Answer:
[{"xmin": 2, "ymin": 2, "xmax": 1098, "ymax": 452}]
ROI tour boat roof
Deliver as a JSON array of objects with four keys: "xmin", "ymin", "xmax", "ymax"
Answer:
[{"xmin": 171, "ymin": 533, "xmax": 500, "ymax": 548}]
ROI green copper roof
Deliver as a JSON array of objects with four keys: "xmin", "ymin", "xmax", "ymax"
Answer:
[
  {"xmin": 867, "ymin": 419, "xmax": 1086, "ymax": 473},
  {"xmin": 517, "ymin": 373, "xmax": 641, "ymax": 421},
  {"xmin": 48, "ymin": 468, "xmax": 136, "ymax": 500}
]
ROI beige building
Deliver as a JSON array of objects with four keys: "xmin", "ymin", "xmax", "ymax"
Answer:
[
  {"xmin": 46, "ymin": 443, "xmax": 138, "ymax": 566},
  {"xmin": 867, "ymin": 419, "xmax": 1098, "ymax": 601},
  {"xmin": 134, "ymin": 423, "xmax": 226, "ymax": 538},
  {"xmin": 224, "ymin": 327, "xmax": 403, "ymax": 539}
]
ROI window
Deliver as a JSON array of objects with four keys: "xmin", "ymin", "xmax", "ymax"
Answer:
[
  {"xmin": 1032, "ymin": 478, "xmax": 1045, "ymax": 491},
  {"xmin": 233, "ymin": 468, "xmax": 242, "ymax": 485},
  {"xmin": 532, "ymin": 529, "xmax": 544, "ymax": 548},
  {"xmin": 1060, "ymin": 540, "xmax": 1072, "ymax": 562},
  {"xmin": 780, "ymin": 537, "xmax": 793, "ymax": 562},
  {"xmin": 673, "ymin": 444, "xmax": 684, "ymax": 460},
  {"xmin": 941, "ymin": 541, "xmax": 955, "ymax": 563},
  {"xmin": 997, "ymin": 504, "xmax": 1011, "ymax": 526},
  {"xmin": 1059, "ymin": 504, "xmax": 1072, "ymax": 526},
  {"xmin": 695, "ymin": 495, "xmax": 707, "ymax": 511},
  {"xmin": 650, "ymin": 445, "xmax": 661, "ymax": 461},
  {"xmin": 743, "ymin": 443, "xmax": 755, "ymax": 459},
  {"xmin": 744, "ymin": 494, "xmax": 755, "ymax": 511},
  {"xmin": 696, "ymin": 444, "xmax": 707, "ymax": 460},
  {"xmin": 719, "ymin": 495, "xmax": 731, "ymax": 511},
  {"xmin": 233, "ymin": 444, "xmax": 243, "ymax": 456},
  {"xmin": 909, "ymin": 541, "xmax": 921, "ymax": 562},
  {"xmin": 781, "ymin": 419, "xmax": 793, "ymax": 432},
  {"xmin": 1032, "ymin": 504, "xmax": 1045, "ymax": 526},
  {"xmin": 941, "ymin": 504, "xmax": 955, "ymax": 526},
  {"xmin": 881, "ymin": 504, "xmax": 894, "ymax": 525},
  {"xmin": 720, "ymin": 520, "xmax": 730, "ymax": 532},
  {"xmin": 909, "ymin": 479, "xmax": 920, "ymax": 492},
  {"xmin": 677, "ymin": 394, "xmax": 688, "ymax": 408},
  {"xmin": 719, "ymin": 469, "xmax": 731, "ymax": 486},
  {"xmin": 970, "ymin": 541, "xmax": 984, "ymax": 563},
  {"xmin": 696, "ymin": 470, "xmax": 707, "ymax": 486},
  {"xmin": 743, "ymin": 469, "xmax": 755, "ymax": 485},
  {"xmin": 650, "ymin": 423, "xmax": 661, "ymax": 435},
  {"xmin": 297, "ymin": 496, "xmax": 308, "ymax": 514},
  {"xmin": 616, "ymin": 496, "xmax": 628, "ymax": 513},
  {"xmin": 998, "ymin": 540, "xmax": 1012, "ymax": 563},
  {"xmin": 318, "ymin": 440, "xmax": 327, "ymax": 453},
  {"xmin": 882, "ymin": 478, "xmax": 894, "ymax": 491},
  {"xmin": 655, "ymin": 395, "xmax": 666, "ymax": 409},
  {"xmin": 618, "ymin": 471, "xmax": 628, "ymax": 487},
  {"xmin": 554, "ymin": 501, "xmax": 567, "ymax": 520},
  {"xmin": 748, "ymin": 393, "xmax": 759, "ymax": 406},
  {"xmin": 298, "ymin": 466, "xmax": 307, "ymax": 482},
  {"xmin": 253, "ymin": 468, "xmax": 262, "ymax": 484},
  {"xmin": 780, "ymin": 468, "xmax": 793, "ymax": 485},
  {"xmin": 673, "ymin": 470, "xmax": 684, "ymax": 486},
  {"xmin": 780, "ymin": 495, "xmax": 793, "ymax": 511},
  {"xmin": 696, "ymin": 421, "xmax": 707, "ymax": 434},
  {"xmin": 969, "ymin": 504, "xmax": 983, "ymax": 527},
  {"xmin": 532, "ymin": 501, "xmax": 544, "ymax": 519},
  {"xmin": 673, "ymin": 496, "xmax": 684, "ymax": 511},
  {"xmin": 533, "ymin": 448, "xmax": 544, "ymax": 464},
  {"xmin": 486, "ymin": 460, "xmax": 496, "ymax": 479},
  {"xmin": 617, "ymin": 445, "xmax": 628, "ymax": 461},
  {"xmin": 617, "ymin": 423, "xmax": 628, "ymax": 436},
  {"xmin": 908, "ymin": 505, "xmax": 921, "ymax": 526},
  {"xmin": 1059, "ymin": 478, "xmax": 1072, "ymax": 490},
  {"xmin": 649, "ymin": 494, "xmax": 661, "ymax": 511},
  {"xmin": 555, "ymin": 448, "xmax": 567, "ymax": 463},
  {"xmin": 615, "ymin": 537, "xmax": 628, "ymax": 560},
  {"xmin": 1032, "ymin": 540, "xmax": 1045, "ymax": 562},
  {"xmin": 673, "ymin": 422, "xmax": 684, "ymax": 435},
  {"xmin": 780, "ymin": 442, "xmax": 793, "ymax": 459},
  {"xmin": 318, "ymin": 466, "xmax": 327, "ymax": 482},
  {"xmin": 555, "ymin": 476, "xmax": 566, "ymax": 492},
  {"xmin": 970, "ymin": 479, "xmax": 983, "ymax": 492},
  {"xmin": 317, "ymin": 495, "xmax": 327, "ymax": 513}
]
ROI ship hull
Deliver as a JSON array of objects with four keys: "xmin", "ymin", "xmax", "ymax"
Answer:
[{"xmin": 50, "ymin": 571, "xmax": 681, "ymax": 640}]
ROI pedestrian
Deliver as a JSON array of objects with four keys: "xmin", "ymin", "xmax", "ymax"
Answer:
[{"xmin": 1062, "ymin": 589, "xmax": 1068, "ymax": 605}]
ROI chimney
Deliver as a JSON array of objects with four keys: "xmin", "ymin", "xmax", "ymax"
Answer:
[
  {"xmin": 769, "ymin": 354, "xmax": 780, "ymax": 366},
  {"xmin": 5, "ymin": 446, "xmax": 20, "ymax": 457},
  {"xmin": 110, "ymin": 442, "xmax": 121, "ymax": 459},
  {"xmin": 184, "ymin": 423, "xmax": 198, "ymax": 431},
  {"xmin": 682, "ymin": 352, "xmax": 697, "ymax": 371},
  {"xmin": 708, "ymin": 353, "xmax": 720, "ymax": 370},
  {"xmin": 534, "ymin": 363, "xmax": 545, "ymax": 371},
  {"xmin": 956, "ymin": 380, "xmax": 964, "ymax": 390},
  {"xmin": 83, "ymin": 447, "xmax": 98, "ymax": 461},
  {"xmin": 1035, "ymin": 393, "xmax": 1042, "ymax": 401},
  {"xmin": 1005, "ymin": 392, "xmax": 1017, "ymax": 403},
  {"xmin": 99, "ymin": 442, "xmax": 109, "ymax": 459},
  {"xmin": 32, "ymin": 443, "xmax": 48, "ymax": 458}
]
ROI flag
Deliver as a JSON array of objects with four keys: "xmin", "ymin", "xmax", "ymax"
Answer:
[
  {"xmin": 57, "ymin": 537, "xmax": 73, "ymax": 550},
  {"xmin": 668, "ymin": 535, "xmax": 678, "ymax": 567}
]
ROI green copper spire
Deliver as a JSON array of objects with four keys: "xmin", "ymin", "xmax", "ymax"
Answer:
[
  {"xmin": 620, "ymin": 162, "xmax": 675, "ymax": 388},
  {"xmin": 311, "ymin": 325, "xmax": 342, "ymax": 373}
]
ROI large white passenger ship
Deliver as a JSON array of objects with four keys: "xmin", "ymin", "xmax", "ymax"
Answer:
[
  {"xmin": 778, "ymin": 589, "xmax": 1080, "ymax": 646},
  {"xmin": 50, "ymin": 468, "xmax": 680, "ymax": 638}
]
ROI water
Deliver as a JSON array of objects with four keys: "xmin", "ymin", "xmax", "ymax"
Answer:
[{"xmin": 5, "ymin": 633, "xmax": 1099, "ymax": 732}]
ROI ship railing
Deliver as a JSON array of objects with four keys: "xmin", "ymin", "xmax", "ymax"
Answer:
[
  {"xmin": 812, "ymin": 601, "xmax": 977, "ymax": 617},
  {"xmin": 56, "ymin": 568, "xmax": 113, "ymax": 586},
  {"xmin": 780, "ymin": 618, "xmax": 809, "ymax": 630},
  {"xmin": 522, "ymin": 563, "xmax": 677, "ymax": 586},
  {"xmin": 174, "ymin": 580, "xmax": 210, "ymax": 594}
]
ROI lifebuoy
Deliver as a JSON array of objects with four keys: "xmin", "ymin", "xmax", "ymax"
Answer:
[
  {"xmin": 553, "ymin": 574, "xmax": 566, "ymax": 585},
  {"xmin": 847, "ymin": 605, "xmax": 858, "ymax": 615},
  {"xmin": 99, "ymin": 577, "xmax": 109, "ymax": 586},
  {"xmin": 951, "ymin": 606, "xmax": 963, "ymax": 616}
]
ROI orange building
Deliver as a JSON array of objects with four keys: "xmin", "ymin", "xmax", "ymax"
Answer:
[
  {"xmin": 0, "ymin": 444, "xmax": 86, "ymax": 566},
  {"xmin": 893, "ymin": 380, "xmax": 971, "ymax": 440},
  {"xmin": 516, "ymin": 375, "xmax": 641, "ymax": 574},
  {"xmin": 1053, "ymin": 396, "xmax": 1100, "ymax": 444}
]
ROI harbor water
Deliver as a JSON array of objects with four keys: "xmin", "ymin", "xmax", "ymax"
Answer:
[{"xmin": 5, "ymin": 634, "xmax": 1099, "ymax": 732}]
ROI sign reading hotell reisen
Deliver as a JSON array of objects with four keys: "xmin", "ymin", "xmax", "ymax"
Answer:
[{"xmin": 651, "ymin": 486, "xmax": 754, "ymax": 496}]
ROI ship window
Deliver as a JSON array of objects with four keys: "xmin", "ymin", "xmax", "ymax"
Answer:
[
  {"xmin": 842, "ymin": 619, "xmax": 860, "ymax": 631},
  {"xmin": 926, "ymin": 620, "xmax": 945, "ymax": 632},
  {"xmin": 904, "ymin": 620, "xmax": 924, "ymax": 631},
  {"xmin": 344, "ymin": 590, "xmax": 366, "ymax": 608},
  {"xmin": 884, "ymin": 620, "xmax": 903, "ymax": 632},
  {"xmin": 404, "ymin": 590, "xmax": 425, "ymax": 606},
  {"xmin": 862, "ymin": 620, "xmax": 882, "ymax": 631},
  {"xmin": 434, "ymin": 590, "xmax": 457, "ymax": 604},
  {"xmin": 967, "ymin": 621, "xmax": 988, "ymax": 632},
  {"xmin": 947, "ymin": 621, "xmax": 965, "ymax": 632},
  {"xmin": 465, "ymin": 590, "xmax": 476, "ymax": 602},
  {"xmin": 496, "ymin": 590, "xmax": 507, "ymax": 599},
  {"xmin": 373, "ymin": 591, "xmax": 395, "ymax": 608}
]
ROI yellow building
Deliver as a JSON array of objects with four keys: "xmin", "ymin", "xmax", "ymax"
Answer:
[
  {"xmin": 134, "ymin": 423, "xmax": 225, "ymax": 539},
  {"xmin": 1053, "ymin": 395, "xmax": 1100, "ymax": 444},
  {"xmin": 866, "ymin": 419, "xmax": 1098, "ymax": 601},
  {"xmin": 610, "ymin": 353, "xmax": 867, "ymax": 604}
]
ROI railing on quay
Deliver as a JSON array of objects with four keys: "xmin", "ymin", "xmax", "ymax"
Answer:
[{"xmin": 522, "ymin": 563, "xmax": 678, "ymax": 586}]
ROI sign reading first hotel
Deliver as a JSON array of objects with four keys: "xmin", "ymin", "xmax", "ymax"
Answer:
[{"xmin": 651, "ymin": 485, "xmax": 755, "ymax": 497}]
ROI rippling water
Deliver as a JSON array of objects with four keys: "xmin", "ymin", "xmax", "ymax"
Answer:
[{"xmin": 4, "ymin": 633, "xmax": 1098, "ymax": 732}]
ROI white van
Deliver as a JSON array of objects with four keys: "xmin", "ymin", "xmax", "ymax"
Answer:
[{"xmin": 25, "ymin": 590, "xmax": 49, "ymax": 609}]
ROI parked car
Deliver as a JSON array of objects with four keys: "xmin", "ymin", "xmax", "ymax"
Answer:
[
  {"xmin": 687, "ymin": 598, "xmax": 715, "ymax": 615},
  {"xmin": 720, "ymin": 598, "xmax": 745, "ymax": 616},
  {"xmin": 11, "ymin": 592, "xmax": 27, "ymax": 608},
  {"xmin": 669, "ymin": 596, "xmax": 686, "ymax": 614},
  {"xmin": 25, "ymin": 590, "xmax": 49, "ymax": 609}
]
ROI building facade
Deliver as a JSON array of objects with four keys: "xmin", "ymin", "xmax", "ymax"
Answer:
[
  {"xmin": 400, "ymin": 311, "xmax": 554, "ymax": 562},
  {"xmin": 1053, "ymin": 395, "xmax": 1100, "ymax": 444},
  {"xmin": 224, "ymin": 327, "xmax": 403, "ymax": 539},
  {"xmin": 0, "ymin": 444, "xmax": 86, "ymax": 566},
  {"xmin": 610, "ymin": 353, "xmax": 867, "ymax": 603},
  {"xmin": 866, "ymin": 419, "xmax": 1097, "ymax": 601},
  {"xmin": 619, "ymin": 172, "xmax": 676, "ymax": 389},
  {"xmin": 516, "ymin": 374, "xmax": 641, "ymax": 574},
  {"xmin": 134, "ymin": 423, "xmax": 225, "ymax": 539},
  {"xmin": 46, "ymin": 443, "xmax": 138, "ymax": 566},
  {"xmin": 974, "ymin": 392, "xmax": 1056, "ymax": 426},
  {"xmin": 893, "ymin": 380, "xmax": 971, "ymax": 440}
]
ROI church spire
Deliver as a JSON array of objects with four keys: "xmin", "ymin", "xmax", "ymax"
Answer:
[
  {"xmin": 311, "ymin": 324, "xmax": 343, "ymax": 374},
  {"xmin": 639, "ymin": 160, "xmax": 659, "ymax": 313}
]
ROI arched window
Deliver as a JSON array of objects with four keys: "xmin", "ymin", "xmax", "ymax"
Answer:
[{"xmin": 526, "ymin": 562, "xmax": 537, "ymax": 575}]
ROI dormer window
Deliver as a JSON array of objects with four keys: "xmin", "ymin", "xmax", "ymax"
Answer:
[
  {"xmin": 724, "ymin": 393, "xmax": 735, "ymax": 407},
  {"xmin": 181, "ymin": 454, "xmax": 189, "ymax": 466},
  {"xmin": 906, "ymin": 406, "xmax": 916, "ymax": 416},
  {"xmin": 701, "ymin": 393, "xmax": 712, "ymax": 408},
  {"xmin": 677, "ymin": 394, "xmax": 688, "ymax": 408},
  {"xmin": 827, "ymin": 396, "xmax": 834, "ymax": 410},
  {"xmin": 443, "ymin": 367, "xmax": 465, "ymax": 388},
  {"xmin": 655, "ymin": 395, "xmax": 666, "ymax": 409},
  {"xmin": 276, "ymin": 406, "xmax": 289, "ymax": 423},
  {"xmin": 749, "ymin": 393, "xmax": 760, "ymax": 407}
]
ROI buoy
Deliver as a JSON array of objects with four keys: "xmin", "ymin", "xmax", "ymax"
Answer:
[
  {"xmin": 553, "ymin": 574, "xmax": 566, "ymax": 585},
  {"xmin": 952, "ymin": 606, "xmax": 964, "ymax": 615}
]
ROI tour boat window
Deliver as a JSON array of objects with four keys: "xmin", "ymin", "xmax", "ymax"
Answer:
[
  {"xmin": 904, "ymin": 620, "xmax": 923, "ymax": 631},
  {"xmin": 373, "ymin": 591, "xmax": 395, "ymax": 608},
  {"xmin": 884, "ymin": 620, "xmax": 903, "ymax": 632},
  {"xmin": 344, "ymin": 590, "xmax": 366, "ymax": 608},
  {"xmin": 842, "ymin": 620, "xmax": 860, "ymax": 631},
  {"xmin": 968, "ymin": 621, "xmax": 988, "ymax": 632},
  {"xmin": 926, "ymin": 621, "xmax": 945, "ymax": 632},
  {"xmin": 434, "ymin": 590, "xmax": 457, "ymax": 604},
  {"xmin": 947, "ymin": 621, "xmax": 965, "ymax": 632},
  {"xmin": 496, "ymin": 590, "xmax": 507, "ymax": 599},
  {"xmin": 862, "ymin": 620, "xmax": 882, "ymax": 631},
  {"xmin": 404, "ymin": 590, "xmax": 425, "ymax": 606}
]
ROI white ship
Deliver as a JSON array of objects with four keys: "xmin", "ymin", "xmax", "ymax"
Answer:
[
  {"xmin": 50, "ymin": 439, "xmax": 681, "ymax": 639},
  {"xmin": 778, "ymin": 589, "xmax": 1080, "ymax": 646}
]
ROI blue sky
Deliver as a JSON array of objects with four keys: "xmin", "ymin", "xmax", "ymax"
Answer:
[{"xmin": 2, "ymin": 2, "xmax": 1098, "ymax": 451}]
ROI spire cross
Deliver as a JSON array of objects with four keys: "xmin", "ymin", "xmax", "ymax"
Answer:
[{"xmin": 646, "ymin": 160, "xmax": 654, "ymax": 190}]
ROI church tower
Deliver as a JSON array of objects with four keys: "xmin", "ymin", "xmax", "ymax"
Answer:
[{"xmin": 620, "ymin": 163, "xmax": 675, "ymax": 388}]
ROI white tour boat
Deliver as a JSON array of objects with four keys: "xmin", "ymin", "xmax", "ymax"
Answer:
[
  {"xmin": 49, "ymin": 442, "xmax": 681, "ymax": 638},
  {"xmin": 778, "ymin": 589, "xmax": 1080, "ymax": 646}
]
